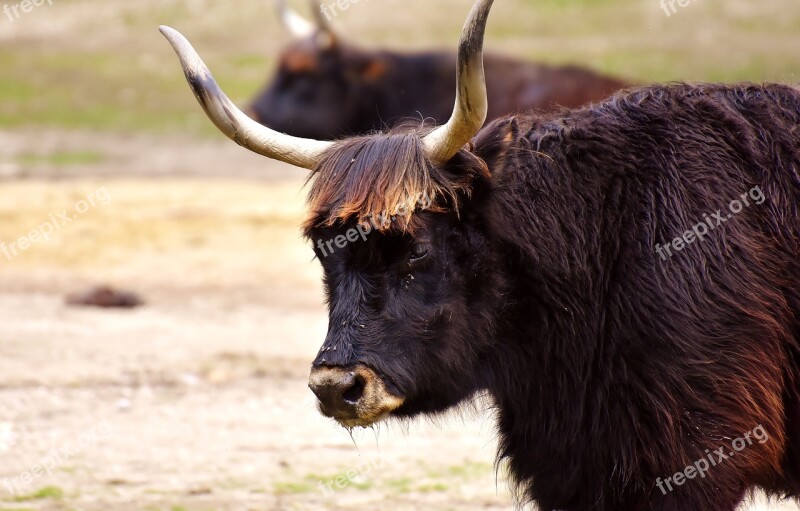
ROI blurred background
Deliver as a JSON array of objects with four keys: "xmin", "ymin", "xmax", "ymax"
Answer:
[{"xmin": 0, "ymin": 0, "xmax": 798, "ymax": 510}]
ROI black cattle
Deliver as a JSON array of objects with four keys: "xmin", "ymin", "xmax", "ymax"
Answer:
[
  {"xmin": 248, "ymin": 0, "xmax": 629, "ymax": 139},
  {"xmin": 161, "ymin": 0, "xmax": 800, "ymax": 509}
]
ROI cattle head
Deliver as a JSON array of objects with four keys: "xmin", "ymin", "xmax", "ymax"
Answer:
[
  {"xmin": 248, "ymin": 0, "xmax": 392, "ymax": 139},
  {"xmin": 161, "ymin": 0, "xmax": 500, "ymax": 428}
]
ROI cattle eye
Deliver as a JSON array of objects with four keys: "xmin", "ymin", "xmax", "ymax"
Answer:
[{"xmin": 409, "ymin": 244, "xmax": 430, "ymax": 264}]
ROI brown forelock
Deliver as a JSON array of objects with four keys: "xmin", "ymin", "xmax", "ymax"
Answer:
[
  {"xmin": 303, "ymin": 127, "xmax": 489, "ymax": 235},
  {"xmin": 360, "ymin": 59, "xmax": 388, "ymax": 82},
  {"xmin": 281, "ymin": 47, "xmax": 319, "ymax": 73}
]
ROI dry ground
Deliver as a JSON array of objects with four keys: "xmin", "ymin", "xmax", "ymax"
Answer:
[{"xmin": 0, "ymin": 138, "xmax": 511, "ymax": 511}]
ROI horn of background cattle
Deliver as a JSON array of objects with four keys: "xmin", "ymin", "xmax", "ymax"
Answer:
[
  {"xmin": 308, "ymin": 0, "xmax": 334, "ymax": 36},
  {"xmin": 159, "ymin": 26, "xmax": 333, "ymax": 170},
  {"xmin": 276, "ymin": 0, "xmax": 317, "ymax": 38},
  {"xmin": 422, "ymin": 0, "xmax": 493, "ymax": 164}
]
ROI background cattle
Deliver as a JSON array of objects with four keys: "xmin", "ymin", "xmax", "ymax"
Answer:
[
  {"xmin": 248, "ymin": 0, "xmax": 629, "ymax": 139},
  {"xmin": 162, "ymin": 0, "xmax": 800, "ymax": 509}
]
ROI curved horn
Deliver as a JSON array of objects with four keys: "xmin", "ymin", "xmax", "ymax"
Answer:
[
  {"xmin": 422, "ymin": 0, "xmax": 493, "ymax": 165},
  {"xmin": 309, "ymin": 0, "xmax": 334, "ymax": 35},
  {"xmin": 159, "ymin": 26, "xmax": 333, "ymax": 170},
  {"xmin": 276, "ymin": 0, "xmax": 316, "ymax": 38}
]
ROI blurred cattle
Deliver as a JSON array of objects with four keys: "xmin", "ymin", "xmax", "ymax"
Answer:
[{"xmin": 248, "ymin": 0, "xmax": 629, "ymax": 139}]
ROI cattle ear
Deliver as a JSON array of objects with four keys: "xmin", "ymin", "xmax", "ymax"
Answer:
[
  {"xmin": 359, "ymin": 58, "xmax": 388, "ymax": 83},
  {"xmin": 344, "ymin": 57, "xmax": 388, "ymax": 84},
  {"xmin": 472, "ymin": 117, "xmax": 519, "ymax": 178}
]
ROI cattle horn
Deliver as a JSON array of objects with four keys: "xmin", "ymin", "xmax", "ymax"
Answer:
[
  {"xmin": 422, "ymin": 0, "xmax": 492, "ymax": 164},
  {"xmin": 276, "ymin": 0, "xmax": 316, "ymax": 38},
  {"xmin": 159, "ymin": 25, "xmax": 333, "ymax": 169},
  {"xmin": 308, "ymin": 0, "xmax": 334, "ymax": 37}
]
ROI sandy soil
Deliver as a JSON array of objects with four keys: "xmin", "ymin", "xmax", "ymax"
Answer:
[{"xmin": 0, "ymin": 131, "xmax": 513, "ymax": 510}]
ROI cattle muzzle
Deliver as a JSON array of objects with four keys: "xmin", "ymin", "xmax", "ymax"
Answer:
[{"xmin": 308, "ymin": 365, "xmax": 404, "ymax": 428}]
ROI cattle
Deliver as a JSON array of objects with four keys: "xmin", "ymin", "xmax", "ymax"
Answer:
[
  {"xmin": 248, "ymin": 0, "xmax": 629, "ymax": 139},
  {"xmin": 159, "ymin": 0, "xmax": 800, "ymax": 508}
]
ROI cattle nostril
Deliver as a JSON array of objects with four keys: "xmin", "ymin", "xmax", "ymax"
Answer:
[
  {"xmin": 308, "ymin": 365, "xmax": 402, "ymax": 424},
  {"xmin": 308, "ymin": 368, "xmax": 365, "ymax": 415},
  {"xmin": 342, "ymin": 375, "xmax": 366, "ymax": 405}
]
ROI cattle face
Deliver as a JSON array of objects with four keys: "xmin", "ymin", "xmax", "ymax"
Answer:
[
  {"xmin": 250, "ymin": 37, "xmax": 392, "ymax": 139},
  {"xmin": 160, "ymin": 0, "xmax": 496, "ymax": 424},
  {"xmin": 161, "ymin": 1, "xmax": 800, "ymax": 509},
  {"xmin": 248, "ymin": 1, "xmax": 396, "ymax": 139},
  {"xmin": 302, "ymin": 135, "xmax": 501, "ymax": 426}
]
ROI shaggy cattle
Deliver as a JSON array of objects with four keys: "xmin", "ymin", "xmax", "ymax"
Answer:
[
  {"xmin": 160, "ymin": 0, "xmax": 800, "ymax": 509},
  {"xmin": 248, "ymin": 0, "xmax": 629, "ymax": 139}
]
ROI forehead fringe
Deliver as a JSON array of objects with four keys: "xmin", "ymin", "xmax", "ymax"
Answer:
[{"xmin": 304, "ymin": 130, "xmax": 474, "ymax": 234}]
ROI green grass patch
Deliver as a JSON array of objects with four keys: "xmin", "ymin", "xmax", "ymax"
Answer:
[
  {"xmin": 0, "ymin": 49, "xmax": 271, "ymax": 135},
  {"xmin": 445, "ymin": 461, "xmax": 493, "ymax": 480},
  {"xmin": 272, "ymin": 481, "xmax": 315, "ymax": 495},
  {"xmin": 17, "ymin": 151, "xmax": 106, "ymax": 167},
  {"xmin": 12, "ymin": 485, "xmax": 65, "ymax": 502},
  {"xmin": 304, "ymin": 471, "xmax": 374, "ymax": 492},
  {"xmin": 417, "ymin": 482, "xmax": 449, "ymax": 492},
  {"xmin": 385, "ymin": 476, "xmax": 414, "ymax": 494}
]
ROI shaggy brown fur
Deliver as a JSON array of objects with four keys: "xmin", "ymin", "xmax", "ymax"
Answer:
[
  {"xmin": 303, "ymin": 82, "xmax": 800, "ymax": 511},
  {"xmin": 305, "ymin": 127, "xmax": 489, "ymax": 232}
]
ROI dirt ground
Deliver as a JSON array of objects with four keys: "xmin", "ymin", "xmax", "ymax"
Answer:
[{"xmin": 0, "ymin": 130, "xmax": 798, "ymax": 511}]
